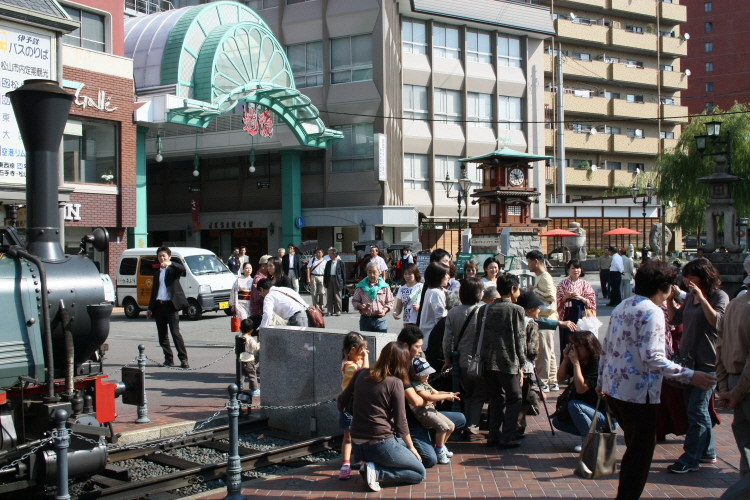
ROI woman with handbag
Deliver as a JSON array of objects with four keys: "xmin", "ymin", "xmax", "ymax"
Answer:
[
  {"xmin": 665, "ymin": 258, "xmax": 728, "ymax": 474},
  {"xmin": 230, "ymin": 262, "xmax": 254, "ymax": 322},
  {"xmin": 551, "ymin": 330, "xmax": 615, "ymax": 452},
  {"xmin": 441, "ymin": 277, "xmax": 486, "ymax": 441},
  {"xmin": 556, "ymin": 259, "xmax": 597, "ymax": 352},
  {"xmin": 598, "ymin": 259, "xmax": 717, "ymax": 500}
]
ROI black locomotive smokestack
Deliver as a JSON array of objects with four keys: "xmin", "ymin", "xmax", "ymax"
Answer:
[{"xmin": 8, "ymin": 80, "xmax": 73, "ymax": 261}]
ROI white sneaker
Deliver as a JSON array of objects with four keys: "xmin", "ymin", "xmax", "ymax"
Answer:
[
  {"xmin": 550, "ymin": 384, "xmax": 560, "ymax": 392},
  {"xmin": 540, "ymin": 385, "xmax": 550, "ymax": 393},
  {"xmin": 574, "ymin": 445, "xmax": 582, "ymax": 453},
  {"xmin": 443, "ymin": 446, "xmax": 454, "ymax": 458},
  {"xmin": 437, "ymin": 449, "xmax": 451, "ymax": 464},
  {"xmin": 362, "ymin": 462, "xmax": 381, "ymax": 492}
]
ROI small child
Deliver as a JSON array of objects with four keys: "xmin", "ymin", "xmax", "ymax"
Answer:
[
  {"xmin": 409, "ymin": 357, "xmax": 460, "ymax": 464},
  {"xmin": 515, "ymin": 291, "xmax": 542, "ymax": 439},
  {"xmin": 338, "ymin": 332, "xmax": 369, "ymax": 480},
  {"xmin": 239, "ymin": 318, "xmax": 260, "ymax": 397}
]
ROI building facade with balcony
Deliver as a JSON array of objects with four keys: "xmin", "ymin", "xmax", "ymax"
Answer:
[
  {"xmin": 682, "ymin": 0, "xmax": 750, "ymax": 115},
  {"xmin": 127, "ymin": 0, "xmax": 554, "ymax": 263},
  {"xmin": 540, "ymin": 0, "xmax": 688, "ymax": 204}
]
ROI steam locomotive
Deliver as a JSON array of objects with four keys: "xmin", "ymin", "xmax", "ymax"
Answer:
[{"xmin": 0, "ymin": 80, "xmax": 127, "ymax": 492}]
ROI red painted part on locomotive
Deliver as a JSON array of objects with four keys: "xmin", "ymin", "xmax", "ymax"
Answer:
[{"xmin": 4, "ymin": 375, "xmax": 119, "ymax": 423}]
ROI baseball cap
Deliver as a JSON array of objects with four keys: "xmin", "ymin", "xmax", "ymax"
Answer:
[
  {"xmin": 410, "ymin": 357, "xmax": 436, "ymax": 378},
  {"xmin": 259, "ymin": 255, "xmax": 272, "ymax": 264},
  {"xmin": 743, "ymin": 255, "xmax": 750, "ymax": 284},
  {"xmin": 516, "ymin": 290, "xmax": 544, "ymax": 311}
]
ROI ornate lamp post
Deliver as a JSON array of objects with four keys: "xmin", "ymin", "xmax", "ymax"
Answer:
[
  {"xmin": 631, "ymin": 181, "xmax": 654, "ymax": 261},
  {"xmin": 695, "ymin": 119, "xmax": 732, "ymax": 173},
  {"xmin": 441, "ymin": 165, "xmax": 473, "ymax": 253}
]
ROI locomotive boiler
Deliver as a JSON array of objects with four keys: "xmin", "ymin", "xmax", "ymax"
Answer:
[{"xmin": 0, "ymin": 80, "xmax": 125, "ymax": 492}]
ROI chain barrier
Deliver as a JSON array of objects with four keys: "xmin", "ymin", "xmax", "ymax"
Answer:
[
  {"xmin": 0, "ymin": 436, "xmax": 55, "ymax": 472},
  {"xmin": 105, "ymin": 357, "xmax": 138, "ymax": 377},
  {"xmin": 146, "ymin": 347, "xmax": 235, "ymax": 372},
  {"xmin": 238, "ymin": 399, "xmax": 335, "ymax": 410}
]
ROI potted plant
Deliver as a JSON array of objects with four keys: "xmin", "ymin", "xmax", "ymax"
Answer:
[{"xmin": 101, "ymin": 171, "xmax": 114, "ymax": 185}]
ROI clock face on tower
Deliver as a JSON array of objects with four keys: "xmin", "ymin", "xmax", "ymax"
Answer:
[{"xmin": 509, "ymin": 168, "xmax": 525, "ymax": 186}]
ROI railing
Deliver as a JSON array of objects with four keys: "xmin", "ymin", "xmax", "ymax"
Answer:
[{"xmin": 124, "ymin": 0, "xmax": 173, "ymax": 15}]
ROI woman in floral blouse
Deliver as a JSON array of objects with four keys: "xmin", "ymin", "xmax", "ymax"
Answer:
[
  {"xmin": 556, "ymin": 259, "xmax": 597, "ymax": 352},
  {"xmin": 598, "ymin": 259, "xmax": 717, "ymax": 500}
]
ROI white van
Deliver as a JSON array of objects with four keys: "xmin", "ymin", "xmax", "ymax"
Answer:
[{"xmin": 116, "ymin": 247, "xmax": 237, "ymax": 320}]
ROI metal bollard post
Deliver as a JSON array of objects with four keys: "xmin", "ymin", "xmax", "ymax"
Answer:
[
  {"xmin": 224, "ymin": 384, "xmax": 246, "ymax": 500},
  {"xmin": 135, "ymin": 344, "xmax": 151, "ymax": 424},
  {"xmin": 235, "ymin": 334, "xmax": 244, "ymax": 392},
  {"xmin": 54, "ymin": 409, "xmax": 70, "ymax": 500}
]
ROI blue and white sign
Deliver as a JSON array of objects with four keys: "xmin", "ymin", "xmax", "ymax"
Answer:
[{"xmin": 295, "ymin": 216, "xmax": 304, "ymax": 229}]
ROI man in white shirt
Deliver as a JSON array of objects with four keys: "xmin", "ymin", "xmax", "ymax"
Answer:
[
  {"xmin": 368, "ymin": 246, "xmax": 388, "ymax": 280},
  {"xmin": 238, "ymin": 246, "xmax": 249, "ymax": 267},
  {"xmin": 307, "ymin": 248, "xmax": 327, "ymax": 309},
  {"xmin": 608, "ymin": 245, "xmax": 624, "ymax": 307},
  {"xmin": 257, "ymin": 278, "xmax": 308, "ymax": 328}
]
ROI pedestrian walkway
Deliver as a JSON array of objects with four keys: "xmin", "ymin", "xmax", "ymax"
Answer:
[{"xmin": 188, "ymin": 388, "xmax": 738, "ymax": 499}]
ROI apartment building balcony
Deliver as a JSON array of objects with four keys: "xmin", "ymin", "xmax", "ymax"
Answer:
[
  {"xmin": 559, "ymin": 93, "xmax": 610, "ymax": 116},
  {"xmin": 567, "ymin": 167, "xmax": 612, "ymax": 188},
  {"xmin": 661, "ymin": 70, "xmax": 688, "ymax": 91},
  {"xmin": 610, "ymin": 64, "xmax": 658, "ymax": 87},
  {"xmin": 609, "ymin": 0, "xmax": 658, "ymax": 19},
  {"xmin": 660, "ymin": 1, "xmax": 687, "ymax": 24},
  {"xmin": 660, "ymin": 36, "xmax": 688, "ymax": 57},
  {"xmin": 566, "ymin": 129, "xmax": 611, "ymax": 152},
  {"xmin": 661, "ymin": 137, "xmax": 679, "ymax": 151},
  {"xmin": 661, "ymin": 104, "xmax": 688, "ymax": 123},
  {"xmin": 544, "ymin": 55, "xmax": 611, "ymax": 81},
  {"xmin": 555, "ymin": 19, "xmax": 609, "ymax": 46},
  {"xmin": 609, "ymin": 28, "xmax": 657, "ymax": 53},
  {"xmin": 610, "ymin": 100, "xmax": 658, "ymax": 120},
  {"xmin": 612, "ymin": 135, "xmax": 659, "ymax": 155},
  {"xmin": 562, "ymin": 0, "xmax": 607, "ymax": 8},
  {"xmin": 612, "ymin": 169, "xmax": 636, "ymax": 188}
]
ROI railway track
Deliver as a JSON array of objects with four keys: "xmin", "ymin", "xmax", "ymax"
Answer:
[{"xmin": 71, "ymin": 417, "xmax": 341, "ymax": 500}]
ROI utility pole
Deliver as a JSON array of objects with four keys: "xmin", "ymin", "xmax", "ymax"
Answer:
[{"xmin": 556, "ymin": 42, "xmax": 566, "ymax": 203}]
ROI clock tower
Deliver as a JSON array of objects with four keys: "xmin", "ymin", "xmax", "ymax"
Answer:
[{"xmin": 458, "ymin": 147, "xmax": 551, "ymax": 270}]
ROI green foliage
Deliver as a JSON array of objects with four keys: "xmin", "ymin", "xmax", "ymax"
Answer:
[
  {"xmin": 655, "ymin": 103, "xmax": 750, "ymax": 233},
  {"xmin": 588, "ymin": 248, "xmax": 605, "ymax": 257}
]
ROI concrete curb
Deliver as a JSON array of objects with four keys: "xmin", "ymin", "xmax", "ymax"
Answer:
[{"xmin": 115, "ymin": 416, "xmax": 229, "ymax": 445}]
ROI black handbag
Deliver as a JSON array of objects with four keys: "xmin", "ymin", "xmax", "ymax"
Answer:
[
  {"xmin": 665, "ymin": 334, "xmax": 701, "ymax": 390},
  {"xmin": 552, "ymin": 383, "xmax": 576, "ymax": 423}
]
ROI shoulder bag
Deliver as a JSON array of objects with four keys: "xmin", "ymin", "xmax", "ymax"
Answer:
[
  {"xmin": 574, "ymin": 396, "xmax": 617, "ymax": 479},
  {"xmin": 466, "ymin": 305, "xmax": 490, "ymax": 381},
  {"xmin": 552, "ymin": 383, "xmax": 575, "ymax": 423},
  {"xmin": 664, "ymin": 343, "xmax": 697, "ymax": 390},
  {"xmin": 275, "ymin": 289, "xmax": 325, "ymax": 328}
]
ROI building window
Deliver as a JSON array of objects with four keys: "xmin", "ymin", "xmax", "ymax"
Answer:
[
  {"xmin": 706, "ymin": 101, "xmax": 715, "ymax": 112},
  {"xmin": 404, "ymin": 153, "xmax": 429, "ymax": 190},
  {"xmin": 286, "ymin": 41, "xmax": 323, "ymax": 88},
  {"xmin": 480, "ymin": 204, "xmax": 489, "ymax": 218},
  {"xmin": 660, "ymin": 131, "xmax": 675, "ymax": 139},
  {"xmin": 625, "ymin": 25, "xmax": 644, "ymax": 34},
  {"xmin": 498, "ymin": 35, "xmax": 522, "ymax": 67},
  {"xmin": 705, "ymin": 22, "xmax": 713, "ymax": 33},
  {"xmin": 331, "ymin": 123, "xmax": 374, "ymax": 172},
  {"xmin": 498, "ymin": 96, "xmax": 522, "ymax": 130},
  {"xmin": 660, "ymin": 64, "xmax": 673, "ymax": 71},
  {"xmin": 403, "ymin": 85, "xmax": 428, "ymax": 120},
  {"xmin": 706, "ymin": 62, "xmax": 714, "ymax": 72},
  {"xmin": 466, "ymin": 28, "xmax": 491, "ymax": 63},
  {"xmin": 331, "ymin": 34, "xmax": 373, "ymax": 84},
  {"xmin": 402, "ymin": 19, "xmax": 427, "ymax": 54},
  {"xmin": 246, "ymin": 0, "xmax": 279, "ymax": 9},
  {"xmin": 706, "ymin": 82, "xmax": 714, "ymax": 92},
  {"xmin": 287, "ymin": 0, "xmax": 316, "ymax": 3},
  {"xmin": 704, "ymin": 2, "xmax": 712, "ymax": 12},
  {"xmin": 628, "ymin": 162, "xmax": 644, "ymax": 172},
  {"xmin": 571, "ymin": 52, "xmax": 591, "ymax": 61},
  {"xmin": 604, "ymin": 91, "xmax": 621, "ymax": 99},
  {"xmin": 627, "ymin": 128, "xmax": 645, "ymax": 138},
  {"xmin": 661, "ymin": 98, "xmax": 675, "ymax": 105},
  {"xmin": 435, "ymin": 88, "xmax": 462, "ymax": 123},
  {"xmin": 468, "ymin": 92, "xmax": 493, "ymax": 127},
  {"xmin": 62, "ymin": 6, "xmax": 105, "ymax": 52},
  {"xmin": 433, "ymin": 23, "xmax": 460, "ymax": 59},
  {"xmin": 63, "ymin": 119, "xmax": 117, "ymax": 185},
  {"xmin": 603, "ymin": 125, "xmax": 621, "ymax": 134},
  {"xmin": 705, "ymin": 42, "xmax": 713, "ymax": 53},
  {"xmin": 626, "ymin": 94, "xmax": 644, "ymax": 103},
  {"xmin": 507, "ymin": 205, "xmax": 522, "ymax": 216},
  {"xmin": 572, "ymin": 159, "xmax": 594, "ymax": 169},
  {"xmin": 571, "ymin": 123, "xmax": 593, "ymax": 134},
  {"xmin": 435, "ymin": 155, "xmax": 463, "ymax": 186},
  {"xmin": 605, "ymin": 161, "xmax": 621, "ymax": 170}
]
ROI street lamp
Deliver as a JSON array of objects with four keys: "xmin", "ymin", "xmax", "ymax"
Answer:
[
  {"xmin": 694, "ymin": 119, "xmax": 732, "ymax": 172},
  {"xmin": 441, "ymin": 165, "xmax": 473, "ymax": 253},
  {"xmin": 632, "ymin": 181, "xmax": 654, "ymax": 261}
]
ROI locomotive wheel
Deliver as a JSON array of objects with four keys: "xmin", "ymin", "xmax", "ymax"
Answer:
[
  {"xmin": 186, "ymin": 299, "xmax": 203, "ymax": 321},
  {"xmin": 123, "ymin": 298, "xmax": 140, "ymax": 319}
]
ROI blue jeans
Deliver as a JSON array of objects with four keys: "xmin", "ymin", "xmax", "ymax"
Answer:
[
  {"xmin": 360, "ymin": 315, "xmax": 387, "ymax": 333},
  {"xmin": 678, "ymin": 372, "xmax": 717, "ymax": 467},
  {"xmin": 552, "ymin": 399, "xmax": 616, "ymax": 444},
  {"xmin": 409, "ymin": 411, "xmax": 466, "ymax": 468},
  {"xmin": 350, "ymin": 436, "xmax": 426, "ymax": 485}
]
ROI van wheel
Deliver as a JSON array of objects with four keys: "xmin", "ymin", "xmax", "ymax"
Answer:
[
  {"xmin": 123, "ymin": 298, "xmax": 140, "ymax": 319},
  {"xmin": 186, "ymin": 299, "xmax": 203, "ymax": 321}
]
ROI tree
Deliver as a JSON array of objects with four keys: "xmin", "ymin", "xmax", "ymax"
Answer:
[{"xmin": 654, "ymin": 103, "xmax": 750, "ymax": 234}]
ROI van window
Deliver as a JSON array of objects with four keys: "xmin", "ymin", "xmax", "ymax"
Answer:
[
  {"xmin": 119, "ymin": 257, "xmax": 137, "ymax": 276},
  {"xmin": 139, "ymin": 256, "xmax": 160, "ymax": 276},
  {"xmin": 184, "ymin": 255, "xmax": 230, "ymax": 275}
]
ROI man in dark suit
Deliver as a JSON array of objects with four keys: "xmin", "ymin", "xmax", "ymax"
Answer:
[
  {"xmin": 147, "ymin": 246, "xmax": 190, "ymax": 368},
  {"xmin": 282, "ymin": 243, "xmax": 302, "ymax": 293},
  {"xmin": 324, "ymin": 247, "xmax": 346, "ymax": 316}
]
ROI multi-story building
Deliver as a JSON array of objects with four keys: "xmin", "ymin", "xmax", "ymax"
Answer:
[
  {"xmin": 540, "ymin": 0, "xmax": 688, "ymax": 202},
  {"xmin": 128, "ymin": 0, "xmax": 554, "ymax": 263},
  {"xmin": 682, "ymin": 0, "xmax": 750, "ymax": 115}
]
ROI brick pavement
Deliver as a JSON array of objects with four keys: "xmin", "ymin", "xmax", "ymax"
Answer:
[{"xmin": 190, "ymin": 390, "xmax": 740, "ymax": 499}]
